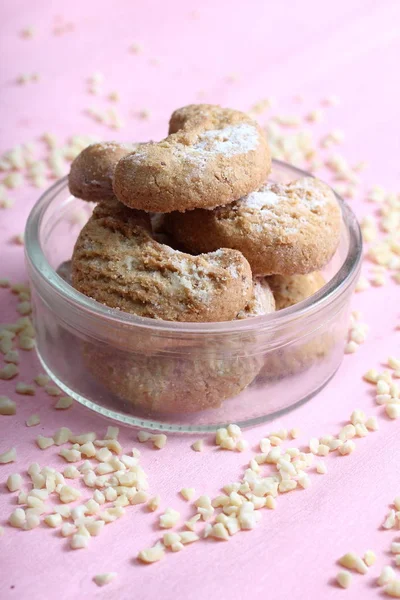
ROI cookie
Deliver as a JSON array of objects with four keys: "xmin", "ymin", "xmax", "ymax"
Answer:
[
  {"xmin": 113, "ymin": 104, "xmax": 271, "ymax": 213},
  {"xmin": 166, "ymin": 177, "xmax": 342, "ymax": 275},
  {"xmin": 69, "ymin": 142, "xmax": 137, "ymax": 202},
  {"xmin": 267, "ymin": 272, "xmax": 326, "ymax": 310},
  {"xmin": 83, "ymin": 344, "xmax": 261, "ymax": 414},
  {"xmin": 237, "ymin": 279, "xmax": 275, "ymax": 319},
  {"xmin": 71, "ymin": 200, "xmax": 253, "ymax": 322}
]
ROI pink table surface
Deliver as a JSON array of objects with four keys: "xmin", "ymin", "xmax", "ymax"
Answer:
[{"xmin": 1, "ymin": 1, "xmax": 400, "ymax": 599}]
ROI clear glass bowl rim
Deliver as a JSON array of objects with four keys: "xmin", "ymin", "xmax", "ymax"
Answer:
[{"xmin": 24, "ymin": 160, "xmax": 362, "ymax": 335}]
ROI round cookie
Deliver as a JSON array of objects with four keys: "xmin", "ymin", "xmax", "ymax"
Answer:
[
  {"xmin": 69, "ymin": 142, "xmax": 137, "ymax": 202},
  {"xmin": 237, "ymin": 279, "xmax": 275, "ymax": 319},
  {"xmin": 71, "ymin": 200, "xmax": 253, "ymax": 323},
  {"xmin": 166, "ymin": 177, "xmax": 342, "ymax": 275},
  {"xmin": 83, "ymin": 343, "xmax": 261, "ymax": 414},
  {"xmin": 113, "ymin": 104, "xmax": 271, "ymax": 213},
  {"xmin": 267, "ymin": 272, "xmax": 326, "ymax": 310}
]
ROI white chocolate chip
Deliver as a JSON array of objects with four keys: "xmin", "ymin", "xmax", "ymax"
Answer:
[{"xmin": 378, "ymin": 566, "xmax": 396, "ymax": 586}]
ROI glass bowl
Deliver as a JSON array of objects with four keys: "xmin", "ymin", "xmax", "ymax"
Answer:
[{"xmin": 24, "ymin": 160, "xmax": 362, "ymax": 432}]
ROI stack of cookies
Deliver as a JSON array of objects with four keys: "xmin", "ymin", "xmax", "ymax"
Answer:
[
  {"xmin": 67, "ymin": 104, "xmax": 342, "ymax": 414},
  {"xmin": 69, "ymin": 104, "xmax": 342, "ymax": 323}
]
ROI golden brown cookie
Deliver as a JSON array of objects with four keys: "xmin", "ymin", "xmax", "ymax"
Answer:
[
  {"xmin": 166, "ymin": 177, "xmax": 342, "ymax": 275},
  {"xmin": 267, "ymin": 272, "xmax": 326, "ymax": 310},
  {"xmin": 113, "ymin": 104, "xmax": 271, "ymax": 213},
  {"xmin": 71, "ymin": 200, "xmax": 253, "ymax": 322},
  {"xmin": 237, "ymin": 279, "xmax": 275, "ymax": 319},
  {"xmin": 83, "ymin": 344, "xmax": 261, "ymax": 414},
  {"xmin": 69, "ymin": 142, "xmax": 137, "ymax": 202}
]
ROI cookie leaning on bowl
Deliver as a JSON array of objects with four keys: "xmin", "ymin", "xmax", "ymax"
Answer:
[
  {"xmin": 71, "ymin": 199, "xmax": 254, "ymax": 323},
  {"xmin": 165, "ymin": 177, "xmax": 342, "ymax": 276},
  {"xmin": 113, "ymin": 104, "xmax": 271, "ymax": 213}
]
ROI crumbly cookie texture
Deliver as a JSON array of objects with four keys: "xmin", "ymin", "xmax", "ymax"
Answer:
[
  {"xmin": 237, "ymin": 279, "xmax": 275, "ymax": 319},
  {"xmin": 166, "ymin": 177, "xmax": 342, "ymax": 275},
  {"xmin": 83, "ymin": 344, "xmax": 261, "ymax": 414},
  {"xmin": 71, "ymin": 200, "xmax": 253, "ymax": 323},
  {"xmin": 113, "ymin": 104, "xmax": 271, "ymax": 213},
  {"xmin": 267, "ymin": 272, "xmax": 326, "ymax": 311},
  {"xmin": 69, "ymin": 142, "xmax": 137, "ymax": 202}
]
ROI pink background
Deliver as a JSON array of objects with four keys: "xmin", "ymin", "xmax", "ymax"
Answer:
[{"xmin": 1, "ymin": 1, "xmax": 400, "ymax": 599}]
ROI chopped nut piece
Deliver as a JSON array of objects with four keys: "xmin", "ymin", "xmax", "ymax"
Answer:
[
  {"xmin": 44, "ymin": 513, "xmax": 63, "ymax": 528},
  {"xmin": 0, "ymin": 364, "xmax": 19, "ymax": 380},
  {"xmin": 36, "ymin": 435, "xmax": 54, "ymax": 450},
  {"xmin": 59, "ymin": 485, "xmax": 81, "ymax": 503},
  {"xmin": 316, "ymin": 462, "xmax": 327, "ymax": 475},
  {"xmin": 15, "ymin": 382, "xmax": 35, "ymax": 395},
  {"xmin": 364, "ymin": 550, "xmax": 376, "ymax": 566},
  {"xmin": 336, "ymin": 571, "xmax": 352, "ymax": 589},
  {"xmin": 385, "ymin": 580, "xmax": 400, "ymax": 598},
  {"xmin": 0, "ymin": 447, "xmax": 17, "ymax": 463},
  {"xmin": 338, "ymin": 441, "xmax": 356, "ymax": 456},
  {"xmin": 147, "ymin": 495, "xmax": 161, "ymax": 512},
  {"xmin": 9, "ymin": 508, "xmax": 26, "ymax": 528},
  {"xmin": 34, "ymin": 374, "xmax": 50, "ymax": 387},
  {"xmin": 378, "ymin": 566, "xmax": 396, "ymax": 586},
  {"xmin": 0, "ymin": 396, "xmax": 16, "ymax": 415},
  {"xmin": 191, "ymin": 439, "xmax": 204, "ymax": 452},
  {"xmin": 339, "ymin": 552, "xmax": 368, "ymax": 574},
  {"xmin": 386, "ymin": 404, "xmax": 400, "ymax": 419},
  {"xmin": 152, "ymin": 434, "xmax": 167, "ymax": 449},
  {"xmin": 7, "ymin": 473, "xmax": 23, "ymax": 492},
  {"xmin": 55, "ymin": 396, "xmax": 73, "ymax": 409},
  {"xmin": 44, "ymin": 385, "xmax": 62, "ymax": 397},
  {"xmin": 138, "ymin": 545, "xmax": 165, "ymax": 563},
  {"xmin": 138, "ymin": 431, "xmax": 151, "ymax": 443},
  {"xmin": 105, "ymin": 426, "xmax": 119, "ymax": 440},
  {"xmin": 93, "ymin": 573, "xmax": 117, "ymax": 587},
  {"xmin": 211, "ymin": 523, "xmax": 229, "ymax": 541},
  {"xmin": 180, "ymin": 487, "xmax": 195, "ymax": 501},
  {"xmin": 26, "ymin": 414, "xmax": 40, "ymax": 427},
  {"xmin": 159, "ymin": 508, "xmax": 180, "ymax": 528},
  {"xmin": 70, "ymin": 534, "xmax": 89, "ymax": 549}
]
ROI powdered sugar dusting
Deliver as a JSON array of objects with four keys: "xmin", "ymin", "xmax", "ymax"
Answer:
[
  {"xmin": 242, "ymin": 189, "xmax": 279, "ymax": 210},
  {"xmin": 193, "ymin": 123, "xmax": 259, "ymax": 157}
]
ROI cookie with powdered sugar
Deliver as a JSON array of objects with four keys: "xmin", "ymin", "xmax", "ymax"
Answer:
[
  {"xmin": 71, "ymin": 199, "xmax": 253, "ymax": 323},
  {"xmin": 113, "ymin": 104, "xmax": 271, "ymax": 213},
  {"xmin": 69, "ymin": 142, "xmax": 137, "ymax": 202},
  {"xmin": 166, "ymin": 178, "xmax": 342, "ymax": 275}
]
